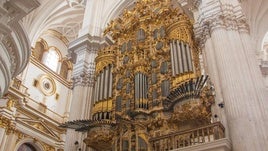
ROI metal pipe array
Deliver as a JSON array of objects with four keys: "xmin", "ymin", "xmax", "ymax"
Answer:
[
  {"xmin": 135, "ymin": 73, "xmax": 148, "ymax": 109},
  {"xmin": 93, "ymin": 65, "xmax": 113, "ymax": 103},
  {"xmin": 170, "ymin": 40, "xmax": 193, "ymax": 76}
]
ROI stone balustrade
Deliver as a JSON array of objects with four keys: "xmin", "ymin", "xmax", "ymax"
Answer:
[{"xmin": 150, "ymin": 122, "xmax": 225, "ymax": 151}]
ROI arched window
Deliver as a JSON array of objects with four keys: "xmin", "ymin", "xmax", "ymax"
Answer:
[
  {"xmin": 60, "ymin": 60, "xmax": 69, "ymax": 79},
  {"xmin": 42, "ymin": 47, "xmax": 60, "ymax": 72},
  {"xmin": 34, "ymin": 42, "xmax": 44, "ymax": 61},
  {"xmin": 34, "ymin": 39, "xmax": 48, "ymax": 61}
]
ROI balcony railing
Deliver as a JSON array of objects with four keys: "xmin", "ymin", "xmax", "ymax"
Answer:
[{"xmin": 150, "ymin": 122, "xmax": 225, "ymax": 151}]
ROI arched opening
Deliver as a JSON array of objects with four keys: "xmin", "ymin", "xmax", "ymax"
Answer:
[
  {"xmin": 33, "ymin": 39, "xmax": 48, "ymax": 61},
  {"xmin": 60, "ymin": 59, "xmax": 72, "ymax": 79},
  {"xmin": 42, "ymin": 47, "xmax": 61, "ymax": 72},
  {"xmin": 17, "ymin": 143, "xmax": 37, "ymax": 151}
]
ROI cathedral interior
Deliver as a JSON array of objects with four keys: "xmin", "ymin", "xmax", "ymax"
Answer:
[{"xmin": 0, "ymin": 0, "xmax": 268, "ymax": 151}]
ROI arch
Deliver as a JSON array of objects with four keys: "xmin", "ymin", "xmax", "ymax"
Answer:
[
  {"xmin": 60, "ymin": 59, "xmax": 73, "ymax": 79},
  {"xmin": 33, "ymin": 39, "xmax": 49, "ymax": 61},
  {"xmin": 46, "ymin": 46, "xmax": 62, "ymax": 61},
  {"xmin": 14, "ymin": 138, "xmax": 44, "ymax": 151}
]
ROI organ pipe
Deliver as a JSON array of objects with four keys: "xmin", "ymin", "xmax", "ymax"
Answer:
[
  {"xmin": 99, "ymin": 71, "xmax": 104, "ymax": 100},
  {"xmin": 176, "ymin": 40, "xmax": 183, "ymax": 74},
  {"xmin": 108, "ymin": 65, "xmax": 113, "ymax": 97},
  {"xmin": 173, "ymin": 40, "xmax": 179, "ymax": 75},
  {"xmin": 170, "ymin": 42, "xmax": 175, "ymax": 76},
  {"xmin": 96, "ymin": 75, "xmax": 100, "ymax": 102},
  {"xmin": 170, "ymin": 40, "xmax": 194, "ymax": 75},
  {"xmin": 104, "ymin": 67, "xmax": 109, "ymax": 99},
  {"xmin": 181, "ymin": 42, "xmax": 188, "ymax": 73},
  {"xmin": 186, "ymin": 44, "xmax": 193, "ymax": 72},
  {"xmin": 135, "ymin": 74, "xmax": 137, "ymax": 101},
  {"xmin": 93, "ymin": 77, "xmax": 98, "ymax": 103}
]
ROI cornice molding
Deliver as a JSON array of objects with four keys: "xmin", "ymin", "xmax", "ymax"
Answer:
[
  {"xmin": 30, "ymin": 56, "xmax": 73, "ymax": 89},
  {"xmin": 194, "ymin": 1, "xmax": 249, "ymax": 48}
]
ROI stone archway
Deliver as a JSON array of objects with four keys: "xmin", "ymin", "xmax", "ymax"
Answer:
[
  {"xmin": 17, "ymin": 143, "xmax": 38, "ymax": 151},
  {"xmin": 14, "ymin": 139, "xmax": 44, "ymax": 151}
]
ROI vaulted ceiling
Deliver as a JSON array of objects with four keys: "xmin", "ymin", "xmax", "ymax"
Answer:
[
  {"xmin": 22, "ymin": 0, "xmax": 85, "ymax": 46},
  {"xmin": 21, "ymin": 0, "xmax": 268, "ymax": 51}
]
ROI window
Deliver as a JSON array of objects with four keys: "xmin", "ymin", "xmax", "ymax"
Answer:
[
  {"xmin": 42, "ymin": 48, "xmax": 60, "ymax": 72},
  {"xmin": 60, "ymin": 60, "xmax": 69, "ymax": 79}
]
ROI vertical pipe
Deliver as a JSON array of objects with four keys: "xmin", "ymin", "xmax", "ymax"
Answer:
[
  {"xmin": 139, "ymin": 73, "xmax": 141, "ymax": 108},
  {"xmin": 140, "ymin": 73, "xmax": 143, "ymax": 108},
  {"xmin": 98, "ymin": 72, "xmax": 102, "ymax": 101},
  {"xmin": 103, "ymin": 68, "xmax": 107, "ymax": 100},
  {"xmin": 99, "ymin": 71, "xmax": 104, "ymax": 100},
  {"xmin": 135, "ymin": 74, "xmax": 138, "ymax": 101},
  {"xmin": 104, "ymin": 67, "xmax": 108, "ymax": 99},
  {"xmin": 108, "ymin": 65, "xmax": 113, "ymax": 98},
  {"xmin": 186, "ymin": 44, "xmax": 193, "ymax": 72},
  {"xmin": 181, "ymin": 41, "xmax": 188, "ymax": 73},
  {"xmin": 106, "ymin": 65, "xmax": 110, "ymax": 98},
  {"xmin": 173, "ymin": 40, "xmax": 179, "ymax": 75},
  {"xmin": 135, "ymin": 74, "xmax": 138, "ymax": 108},
  {"xmin": 96, "ymin": 74, "xmax": 101, "ymax": 102},
  {"xmin": 176, "ymin": 40, "xmax": 183, "ymax": 74},
  {"xmin": 170, "ymin": 41, "xmax": 175, "ymax": 76},
  {"xmin": 93, "ymin": 77, "xmax": 98, "ymax": 104},
  {"xmin": 145, "ymin": 76, "xmax": 148, "ymax": 108},
  {"xmin": 145, "ymin": 76, "xmax": 148, "ymax": 99}
]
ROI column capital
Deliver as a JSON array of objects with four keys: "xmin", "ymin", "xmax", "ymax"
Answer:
[
  {"xmin": 194, "ymin": 1, "xmax": 249, "ymax": 47},
  {"xmin": 69, "ymin": 34, "xmax": 112, "ymax": 87}
]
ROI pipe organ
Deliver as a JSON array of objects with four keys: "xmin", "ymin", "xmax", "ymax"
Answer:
[{"xmin": 60, "ymin": 0, "xmax": 216, "ymax": 150}]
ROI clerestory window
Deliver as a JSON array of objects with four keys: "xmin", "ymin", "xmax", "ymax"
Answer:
[{"xmin": 42, "ymin": 48, "xmax": 60, "ymax": 72}]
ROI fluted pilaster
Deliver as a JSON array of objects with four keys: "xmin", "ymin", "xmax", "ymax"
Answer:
[
  {"xmin": 65, "ymin": 34, "xmax": 110, "ymax": 151},
  {"xmin": 195, "ymin": 0, "xmax": 268, "ymax": 150}
]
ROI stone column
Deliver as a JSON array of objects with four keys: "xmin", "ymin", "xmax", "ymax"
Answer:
[
  {"xmin": 2, "ymin": 132, "xmax": 18, "ymax": 151},
  {"xmin": 196, "ymin": 0, "xmax": 268, "ymax": 150},
  {"xmin": 0, "ymin": 128, "xmax": 7, "ymax": 151},
  {"xmin": 64, "ymin": 34, "xmax": 100, "ymax": 151},
  {"xmin": 0, "ymin": 97, "xmax": 17, "ymax": 151}
]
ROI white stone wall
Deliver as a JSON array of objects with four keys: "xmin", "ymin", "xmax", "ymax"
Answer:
[{"xmin": 22, "ymin": 62, "xmax": 71, "ymax": 115}]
